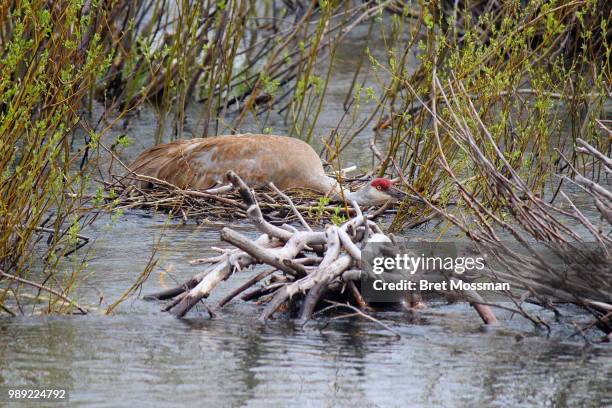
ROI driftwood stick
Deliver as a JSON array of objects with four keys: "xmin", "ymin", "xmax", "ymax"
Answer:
[
  {"xmin": 143, "ymin": 271, "xmax": 208, "ymax": 300},
  {"xmin": 268, "ymin": 182, "xmax": 312, "ymax": 231},
  {"xmin": 341, "ymin": 269, "xmax": 361, "ymax": 281},
  {"xmin": 216, "ymin": 268, "xmax": 277, "ymax": 308},
  {"xmin": 226, "ymin": 171, "xmax": 293, "ymax": 240},
  {"xmin": 188, "ymin": 254, "xmax": 227, "ymax": 265},
  {"xmin": 168, "ymin": 261, "xmax": 233, "ymax": 317},
  {"xmin": 281, "ymin": 259, "xmax": 309, "ymax": 277},
  {"xmin": 260, "ymin": 254, "xmax": 352, "ymax": 322},
  {"xmin": 240, "ymin": 282, "xmax": 286, "ymax": 302},
  {"xmin": 320, "ymin": 227, "xmax": 342, "ymax": 268},
  {"xmin": 449, "ymin": 278, "xmax": 498, "ymax": 325},
  {"xmin": 166, "ymin": 234, "xmax": 274, "ymax": 317},
  {"xmin": 297, "ymin": 282, "xmax": 328, "ymax": 324},
  {"xmin": 297, "ymin": 227, "xmax": 342, "ymax": 322},
  {"xmin": 221, "ymin": 228, "xmax": 302, "ymax": 276},
  {"xmin": 221, "ymin": 228, "xmax": 325, "ymax": 276},
  {"xmin": 321, "ymin": 301, "xmax": 401, "ymax": 338},
  {"xmin": 337, "ymin": 227, "xmax": 361, "ymax": 261},
  {"xmin": 367, "ymin": 201, "xmax": 392, "ymax": 220},
  {"xmin": 347, "ymin": 281, "xmax": 370, "ymax": 310},
  {"xmin": 204, "ymin": 183, "xmax": 234, "ymax": 195},
  {"xmin": 349, "ymin": 200, "xmax": 369, "ymax": 238},
  {"xmin": 162, "ymin": 291, "xmax": 189, "ymax": 312},
  {"xmin": 471, "ymin": 302, "xmax": 499, "ymax": 325},
  {"xmin": 0, "ymin": 270, "xmax": 88, "ymax": 314},
  {"xmin": 366, "ymin": 220, "xmax": 384, "ymax": 234}
]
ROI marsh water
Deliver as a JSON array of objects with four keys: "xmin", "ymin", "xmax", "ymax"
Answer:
[{"xmin": 1, "ymin": 24, "xmax": 611, "ymax": 408}]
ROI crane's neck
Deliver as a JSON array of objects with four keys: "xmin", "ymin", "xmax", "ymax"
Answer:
[
  {"xmin": 331, "ymin": 186, "xmax": 365, "ymax": 203},
  {"xmin": 323, "ymin": 177, "xmax": 369, "ymax": 205}
]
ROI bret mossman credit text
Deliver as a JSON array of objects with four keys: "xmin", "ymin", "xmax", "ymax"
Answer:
[
  {"xmin": 372, "ymin": 279, "xmax": 510, "ymax": 292},
  {"xmin": 370, "ymin": 253, "xmax": 511, "ymax": 292}
]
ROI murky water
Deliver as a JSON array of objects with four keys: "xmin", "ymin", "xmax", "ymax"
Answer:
[
  {"xmin": 1, "ymin": 20, "xmax": 611, "ymax": 408},
  {"xmin": 2, "ymin": 226, "xmax": 611, "ymax": 407},
  {"xmin": 2, "ymin": 211, "xmax": 611, "ymax": 407}
]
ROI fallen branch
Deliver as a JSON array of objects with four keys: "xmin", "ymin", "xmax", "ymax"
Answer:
[{"xmin": 0, "ymin": 270, "xmax": 88, "ymax": 314}]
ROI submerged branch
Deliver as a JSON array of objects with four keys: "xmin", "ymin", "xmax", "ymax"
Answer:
[{"xmin": 0, "ymin": 270, "xmax": 88, "ymax": 315}]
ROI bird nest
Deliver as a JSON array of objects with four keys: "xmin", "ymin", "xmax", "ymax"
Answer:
[{"xmin": 99, "ymin": 172, "xmax": 392, "ymax": 224}]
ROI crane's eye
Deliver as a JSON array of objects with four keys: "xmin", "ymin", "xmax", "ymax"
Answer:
[{"xmin": 376, "ymin": 185, "xmax": 382, "ymax": 190}]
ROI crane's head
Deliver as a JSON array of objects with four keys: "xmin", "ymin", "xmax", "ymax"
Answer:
[
  {"xmin": 346, "ymin": 178, "xmax": 407, "ymax": 206},
  {"xmin": 369, "ymin": 178, "xmax": 407, "ymax": 201}
]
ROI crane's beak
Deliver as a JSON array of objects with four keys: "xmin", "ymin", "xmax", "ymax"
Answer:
[{"xmin": 387, "ymin": 186, "xmax": 407, "ymax": 201}]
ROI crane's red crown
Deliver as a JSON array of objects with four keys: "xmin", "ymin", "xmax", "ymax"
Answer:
[{"xmin": 370, "ymin": 178, "xmax": 393, "ymax": 190}]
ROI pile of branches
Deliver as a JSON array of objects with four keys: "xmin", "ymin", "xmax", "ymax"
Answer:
[
  {"xmin": 99, "ymin": 172, "xmax": 388, "ymax": 224},
  {"xmin": 143, "ymin": 171, "xmax": 497, "ymax": 328}
]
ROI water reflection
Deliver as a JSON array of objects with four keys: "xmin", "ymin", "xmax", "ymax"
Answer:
[{"xmin": 1, "ymin": 296, "xmax": 611, "ymax": 407}]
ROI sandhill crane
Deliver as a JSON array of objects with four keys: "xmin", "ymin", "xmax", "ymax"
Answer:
[{"xmin": 128, "ymin": 134, "xmax": 406, "ymax": 206}]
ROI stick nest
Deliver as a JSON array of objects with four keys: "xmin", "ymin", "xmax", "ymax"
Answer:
[{"xmin": 99, "ymin": 173, "xmax": 382, "ymax": 224}]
